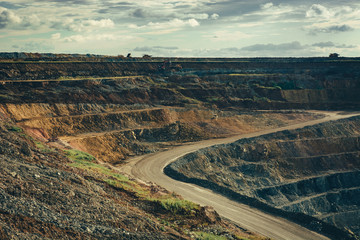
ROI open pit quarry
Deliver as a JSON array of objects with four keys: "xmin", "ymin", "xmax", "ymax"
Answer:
[{"xmin": 0, "ymin": 55, "xmax": 359, "ymax": 239}]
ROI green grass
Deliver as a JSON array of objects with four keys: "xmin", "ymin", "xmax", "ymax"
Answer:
[
  {"xmin": 6, "ymin": 124, "xmax": 23, "ymax": 132},
  {"xmin": 35, "ymin": 141, "xmax": 56, "ymax": 153},
  {"xmin": 64, "ymin": 149, "xmax": 96, "ymax": 162},
  {"xmin": 104, "ymin": 178, "xmax": 134, "ymax": 192},
  {"xmin": 71, "ymin": 160, "xmax": 135, "ymax": 191},
  {"xmin": 20, "ymin": 133, "xmax": 34, "ymax": 140},
  {"xmin": 193, "ymin": 232, "xmax": 228, "ymax": 240},
  {"xmin": 65, "ymin": 149, "xmax": 148, "ymax": 195},
  {"xmin": 157, "ymin": 198, "xmax": 200, "ymax": 215},
  {"xmin": 65, "ymin": 148, "xmax": 200, "ymax": 216}
]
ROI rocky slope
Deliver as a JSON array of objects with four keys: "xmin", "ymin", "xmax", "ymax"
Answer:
[
  {"xmin": 166, "ymin": 116, "xmax": 360, "ymax": 238},
  {"xmin": 0, "ymin": 100, "xmax": 319, "ymax": 165},
  {"xmin": 0, "ymin": 113, "xmax": 269, "ymax": 239},
  {"xmin": 1, "ymin": 56, "xmax": 360, "ymax": 239}
]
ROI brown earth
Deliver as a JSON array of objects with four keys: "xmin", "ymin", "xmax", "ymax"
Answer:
[
  {"xmin": 1, "ymin": 57, "xmax": 360, "ymax": 239},
  {"xmin": 0, "ymin": 115, "xmax": 267, "ymax": 239},
  {"xmin": 0, "ymin": 102, "xmax": 322, "ymax": 164}
]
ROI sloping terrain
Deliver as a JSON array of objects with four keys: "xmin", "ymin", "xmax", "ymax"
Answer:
[
  {"xmin": 166, "ymin": 116, "xmax": 360, "ymax": 237},
  {"xmin": 0, "ymin": 100, "xmax": 319, "ymax": 165},
  {"xmin": 0, "ymin": 113, "xmax": 269, "ymax": 240},
  {"xmin": 1, "ymin": 56, "xmax": 360, "ymax": 239}
]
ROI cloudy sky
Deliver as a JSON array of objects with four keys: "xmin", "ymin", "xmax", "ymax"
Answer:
[{"xmin": 0, "ymin": 0, "xmax": 359, "ymax": 57}]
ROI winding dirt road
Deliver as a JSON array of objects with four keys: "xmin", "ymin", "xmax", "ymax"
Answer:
[{"xmin": 121, "ymin": 111, "xmax": 360, "ymax": 240}]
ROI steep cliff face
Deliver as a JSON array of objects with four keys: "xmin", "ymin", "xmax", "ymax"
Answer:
[
  {"xmin": 0, "ymin": 100, "xmax": 317, "ymax": 164},
  {"xmin": 1, "ymin": 58, "xmax": 360, "ymax": 109},
  {"xmin": 166, "ymin": 116, "xmax": 360, "ymax": 236},
  {"xmin": 0, "ymin": 62, "xmax": 158, "ymax": 79},
  {"xmin": 18, "ymin": 108, "xmax": 174, "ymax": 137}
]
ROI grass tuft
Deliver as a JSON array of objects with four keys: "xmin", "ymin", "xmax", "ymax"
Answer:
[
  {"xmin": 157, "ymin": 198, "xmax": 199, "ymax": 215},
  {"xmin": 65, "ymin": 149, "xmax": 148, "ymax": 195},
  {"xmin": 6, "ymin": 124, "xmax": 23, "ymax": 132},
  {"xmin": 35, "ymin": 141, "xmax": 55, "ymax": 153},
  {"xmin": 193, "ymin": 232, "xmax": 229, "ymax": 240},
  {"xmin": 64, "ymin": 149, "xmax": 96, "ymax": 162},
  {"xmin": 65, "ymin": 148, "xmax": 200, "ymax": 217}
]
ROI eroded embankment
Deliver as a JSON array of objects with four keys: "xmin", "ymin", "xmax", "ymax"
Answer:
[
  {"xmin": 1, "ymin": 108, "xmax": 269, "ymax": 240},
  {"xmin": 0, "ymin": 102, "xmax": 321, "ymax": 164},
  {"xmin": 165, "ymin": 116, "xmax": 360, "ymax": 237},
  {"xmin": 56, "ymin": 110, "xmax": 323, "ymax": 164}
]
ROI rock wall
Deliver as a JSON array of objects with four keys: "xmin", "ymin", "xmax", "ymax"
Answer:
[
  {"xmin": 0, "ymin": 97, "xmax": 320, "ymax": 164},
  {"xmin": 1, "ymin": 59, "xmax": 360, "ymax": 109},
  {"xmin": 19, "ymin": 108, "xmax": 173, "ymax": 137}
]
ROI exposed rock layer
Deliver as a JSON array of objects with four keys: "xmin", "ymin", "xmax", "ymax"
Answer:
[
  {"xmin": 166, "ymin": 116, "xmax": 360, "ymax": 237},
  {"xmin": 1, "ymin": 59, "xmax": 360, "ymax": 109}
]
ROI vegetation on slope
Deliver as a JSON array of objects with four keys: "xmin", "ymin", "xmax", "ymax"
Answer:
[{"xmin": 0, "ymin": 114, "xmax": 266, "ymax": 239}]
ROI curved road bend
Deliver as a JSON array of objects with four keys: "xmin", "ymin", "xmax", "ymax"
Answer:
[{"xmin": 122, "ymin": 111, "xmax": 360, "ymax": 240}]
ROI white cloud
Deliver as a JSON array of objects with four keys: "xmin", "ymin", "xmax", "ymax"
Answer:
[
  {"xmin": 241, "ymin": 41, "xmax": 305, "ymax": 52},
  {"xmin": 261, "ymin": 2, "xmax": 274, "ymax": 10},
  {"xmin": 53, "ymin": 18, "xmax": 115, "ymax": 32},
  {"xmin": 260, "ymin": 3, "xmax": 296, "ymax": 16},
  {"xmin": 134, "ymin": 46, "xmax": 178, "ymax": 52},
  {"xmin": 305, "ymin": 22, "xmax": 355, "ymax": 35},
  {"xmin": 210, "ymin": 13, "xmax": 219, "ymax": 20},
  {"xmin": 129, "ymin": 40, "xmax": 360, "ymax": 57},
  {"xmin": 83, "ymin": 19, "xmax": 114, "ymax": 28},
  {"xmin": 187, "ymin": 18, "xmax": 199, "ymax": 27},
  {"xmin": 133, "ymin": 45, "xmax": 179, "ymax": 55},
  {"xmin": 0, "ymin": 7, "xmax": 44, "ymax": 30},
  {"xmin": 306, "ymin": 4, "xmax": 332, "ymax": 19},
  {"xmin": 304, "ymin": 4, "xmax": 360, "ymax": 35},
  {"xmin": 63, "ymin": 33, "xmax": 118, "ymax": 42},
  {"xmin": 2, "ymin": 0, "xmax": 360, "ymax": 56},
  {"xmin": 130, "ymin": 18, "xmax": 199, "ymax": 30},
  {"xmin": 312, "ymin": 41, "xmax": 356, "ymax": 49},
  {"xmin": 22, "ymin": 14, "xmax": 41, "ymax": 28},
  {"xmin": 235, "ymin": 2, "xmax": 299, "ymax": 24},
  {"xmin": 0, "ymin": 7, "xmax": 22, "ymax": 28},
  {"xmin": 63, "ymin": 34, "xmax": 86, "ymax": 42},
  {"xmin": 51, "ymin": 32, "xmax": 61, "ymax": 40},
  {"xmin": 186, "ymin": 13, "xmax": 209, "ymax": 20},
  {"xmin": 18, "ymin": 41, "xmax": 54, "ymax": 52},
  {"xmin": 237, "ymin": 22, "xmax": 264, "ymax": 28},
  {"xmin": 207, "ymin": 30, "xmax": 252, "ymax": 42}
]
